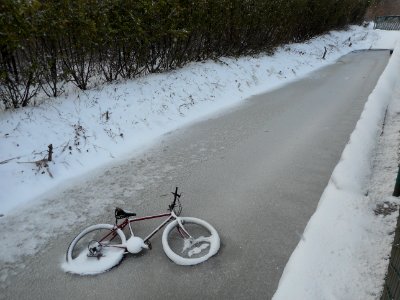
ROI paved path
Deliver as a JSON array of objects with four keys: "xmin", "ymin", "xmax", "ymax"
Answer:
[{"xmin": 1, "ymin": 50, "xmax": 390, "ymax": 300}]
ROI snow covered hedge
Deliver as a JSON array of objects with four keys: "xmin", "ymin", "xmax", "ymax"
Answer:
[{"xmin": 1, "ymin": 0, "xmax": 370, "ymax": 109}]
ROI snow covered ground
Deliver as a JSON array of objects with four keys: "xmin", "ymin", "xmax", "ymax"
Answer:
[
  {"xmin": 273, "ymin": 38, "xmax": 400, "ymax": 299},
  {"xmin": 0, "ymin": 25, "xmax": 396, "ymax": 216},
  {"xmin": 1, "ymin": 24, "xmax": 400, "ymax": 295}
]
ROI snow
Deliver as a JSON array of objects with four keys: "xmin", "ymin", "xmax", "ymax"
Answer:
[
  {"xmin": 126, "ymin": 236, "xmax": 147, "ymax": 254},
  {"xmin": 186, "ymin": 241, "xmax": 210, "ymax": 257},
  {"xmin": 1, "ymin": 25, "xmax": 395, "ymax": 216},
  {"xmin": 273, "ymin": 38, "xmax": 400, "ymax": 299},
  {"xmin": 62, "ymin": 247, "xmax": 125, "ymax": 275},
  {"xmin": 63, "ymin": 223, "xmax": 127, "ymax": 275},
  {"xmin": 0, "ymin": 24, "xmax": 399, "ymax": 291}
]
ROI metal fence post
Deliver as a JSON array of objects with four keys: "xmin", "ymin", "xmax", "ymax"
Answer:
[{"xmin": 393, "ymin": 166, "xmax": 400, "ymax": 197}]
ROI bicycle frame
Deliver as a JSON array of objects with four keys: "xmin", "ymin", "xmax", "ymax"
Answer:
[
  {"xmin": 122, "ymin": 212, "xmax": 173, "ymax": 243},
  {"xmin": 98, "ymin": 187, "xmax": 189, "ymax": 248},
  {"xmin": 65, "ymin": 187, "xmax": 220, "ymax": 272},
  {"xmin": 111, "ymin": 210, "xmax": 190, "ymax": 247}
]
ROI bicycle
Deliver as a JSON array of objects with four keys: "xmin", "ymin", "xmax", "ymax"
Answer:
[{"xmin": 62, "ymin": 187, "xmax": 220, "ymax": 275}]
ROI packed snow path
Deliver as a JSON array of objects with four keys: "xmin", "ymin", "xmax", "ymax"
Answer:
[{"xmin": 1, "ymin": 50, "xmax": 390, "ymax": 299}]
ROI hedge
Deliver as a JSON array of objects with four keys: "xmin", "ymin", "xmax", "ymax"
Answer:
[{"xmin": 0, "ymin": 0, "xmax": 371, "ymax": 109}]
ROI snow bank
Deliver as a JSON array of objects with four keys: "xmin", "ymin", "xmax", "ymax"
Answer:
[{"xmin": 273, "ymin": 39, "xmax": 400, "ymax": 300}]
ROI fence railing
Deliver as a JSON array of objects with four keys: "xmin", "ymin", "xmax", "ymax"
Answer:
[
  {"xmin": 381, "ymin": 212, "xmax": 400, "ymax": 299},
  {"xmin": 374, "ymin": 16, "xmax": 400, "ymax": 30},
  {"xmin": 381, "ymin": 167, "xmax": 400, "ymax": 300}
]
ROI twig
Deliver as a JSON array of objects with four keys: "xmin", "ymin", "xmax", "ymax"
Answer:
[
  {"xmin": 48, "ymin": 144, "xmax": 53, "ymax": 161},
  {"xmin": 0, "ymin": 156, "xmax": 21, "ymax": 165},
  {"xmin": 322, "ymin": 47, "xmax": 327, "ymax": 60},
  {"xmin": 17, "ymin": 158, "xmax": 54, "ymax": 178},
  {"xmin": 381, "ymin": 105, "xmax": 389, "ymax": 136},
  {"xmin": 45, "ymin": 165, "xmax": 54, "ymax": 178}
]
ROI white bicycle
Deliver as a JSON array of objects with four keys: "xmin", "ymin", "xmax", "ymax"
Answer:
[{"xmin": 63, "ymin": 188, "xmax": 220, "ymax": 275}]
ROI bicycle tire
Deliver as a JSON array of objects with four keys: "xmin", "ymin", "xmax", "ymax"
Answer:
[
  {"xmin": 162, "ymin": 217, "xmax": 220, "ymax": 266},
  {"xmin": 64, "ymin": 224, "xmax": 126, "ymax": 275}
]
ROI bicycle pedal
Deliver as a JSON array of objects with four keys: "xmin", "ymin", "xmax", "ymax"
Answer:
[
  {"xmin": 87, "ymin": 253, "xmax": 103, "ymax": 259},
  {"xmin": 145, "ymin": 241, "xmax": 152, "ymax": 250}
]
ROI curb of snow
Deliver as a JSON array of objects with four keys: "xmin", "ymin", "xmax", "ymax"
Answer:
[{"xmin": 273, "ymin": 42, "xmax": 400, "ymax": 299}]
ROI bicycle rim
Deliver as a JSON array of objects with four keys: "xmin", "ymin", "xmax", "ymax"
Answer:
[
  {"xmin": 162, "ymin": 217, "xmax": 220, "ymax": 265},
  {"xmin": 63, "ymin": 224, "xmax": 126, "ymax": 275}
]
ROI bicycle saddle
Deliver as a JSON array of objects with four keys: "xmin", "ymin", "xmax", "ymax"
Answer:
[{"xmin": 115, "ymin": 207, "xmax": 137, "ymax": 219}]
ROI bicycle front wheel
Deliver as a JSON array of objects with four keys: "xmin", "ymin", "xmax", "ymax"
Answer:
[
  {"xmin": 63, "ymin": 224, "xmax": 126, "ymax": 275},
  {"xmin": 162, "ymin": 217, "xmax": 220, "ymax": 266}
]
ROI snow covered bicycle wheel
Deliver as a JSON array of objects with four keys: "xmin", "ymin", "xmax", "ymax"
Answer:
[
  {"xmin": 63, "ymin": 224, "xmax": 126, "ymax": 275},
  {"xmin": 162, "ymin": 217, "xmax": 220, "ymax": 266}
]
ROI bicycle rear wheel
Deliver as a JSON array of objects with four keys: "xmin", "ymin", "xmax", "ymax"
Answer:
[
  {"xmin": 162, "ymin": 217, "xmax": 220, "ymax": 266},
  {"xmin": 63, "ymin": 224, "xmax": 126, "ymax": 275}
]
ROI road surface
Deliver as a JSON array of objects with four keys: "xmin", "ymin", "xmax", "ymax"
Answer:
[{"xmin": 1, "ymin": 50, "xmax": 391, "ymax": 299}]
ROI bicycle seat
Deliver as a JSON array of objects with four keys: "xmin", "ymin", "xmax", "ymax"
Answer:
[{"xmin": 115, "ymin": 207, "xmax": 137, "ymax": 219}]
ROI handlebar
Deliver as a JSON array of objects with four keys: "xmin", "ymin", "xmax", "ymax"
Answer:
[{"xmin": 169, "ymin": 187, "xmax": 181, "ymax": 211}]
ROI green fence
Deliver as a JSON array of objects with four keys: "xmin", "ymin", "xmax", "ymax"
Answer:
[
  {"xmin": 381, "ymin": 169, "xmax": 400, "ymax": 299},
  {"xmin": 381, "ymin": 211, "xmax": 400, "ymax": 299},
  {"xmin": 374, "ymin": 16, "xmax": 400, "ymax": 30}
]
